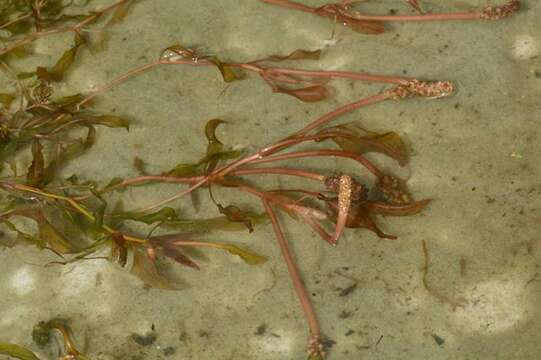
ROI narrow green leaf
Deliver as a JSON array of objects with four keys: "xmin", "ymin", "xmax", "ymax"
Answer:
[
  {"xmin": 113, "ymin": 207, "xmax": 179, "ymax": 225},
  {"xmin": 77, "ymin": 113, "xmax": 130, "ymax": 130},
  {"xmin": 0, "ymin": 343, "xmax": 40, "ymax": 360},
  {"xmin": 218, "ymin": 243, "xmax": 267, "ymax": 265},
  {"xmin": 163, "ymin": 162, "xmax": 199, "ymax": 176}
]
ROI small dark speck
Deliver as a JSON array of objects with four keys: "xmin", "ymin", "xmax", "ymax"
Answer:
[
  {"xmin": 432, "ymin": 334, "xmax": 445, "ymax": 346},
  {"xmin": 198, "ymin": 330, "xmax": 210, "ymax": 339},
  {"xmin": 472, "ymin": 187, "xmax": 476, "ymax": 191},
  {"xmin": 254, "ymin": 324, "xmax": 267, "ymax": 336},
  {"xmin": 454, "ymin": 103, "xmax": 460, "ymax": 109},
  {"xmin": 534, "ymin": 70, "xmax": 541, "ymax": 79},
  {"xmin": 339, "ymin": 310, "xmax": 352, "ymax": 319},
  {"xmin": 402, "ymin": 69, "xmax": 408, "ymax": 74},
  {"xmin": 312, "ymin": 292, "xmax": 317, "ymax": 296},
  {"xmin": 163, "ymin": 347, "xmax": 175, "ymax": 356},
  {"xmin": 122, "ymin": 37, "xmax": 127, "ymax": 41},
  {"xmin": 345, "ymin": 329, "xmax": 355, "ymax": 336},
  {"xmin": 389, "ymin": 9, "xmax": 398, "ymax": 15},
  {"xmin": 131, "ymin": 332, "xmax": 157, "ymax": 346},
  {"xmin": 339, "ymin": 283, "xmax": 357, "ymax": 297}
]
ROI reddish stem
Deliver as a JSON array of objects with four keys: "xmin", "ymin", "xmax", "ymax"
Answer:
[
  {"xmin": 262, "ymin": 0, "xmax": 520, "ymax": 22},
  {"xmin": 294, "ymin": 92, "xmax": 391, "ymax": 136},
  {"xmin": 261, "ymin": 199, "xmax": 322, "ymax": 339},
  {"xmin": 249, "ymin": 149, "xmax": 383, "ymax": 178}
]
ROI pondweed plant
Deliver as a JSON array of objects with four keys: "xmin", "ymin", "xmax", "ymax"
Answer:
[
  {"xmin": 261, "ymin": 0, "xmax": 520, "ymax": 34},
  {"xmin": 0, "ymin": 1, "xmax": 520, "ymax": 359}
]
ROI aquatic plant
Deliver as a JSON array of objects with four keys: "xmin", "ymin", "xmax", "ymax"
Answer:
[
  {"xmin": 261, "ymin": 0, "xmax": 521, "ymax": 34},
  {"xmin": 0, "ymin": 0, "xmax": 522, "ymax": 359}
]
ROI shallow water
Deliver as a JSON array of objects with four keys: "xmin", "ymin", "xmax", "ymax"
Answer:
[{"xmin": 1, "ymin": 1, "xmax": 540, "ymax": 359}]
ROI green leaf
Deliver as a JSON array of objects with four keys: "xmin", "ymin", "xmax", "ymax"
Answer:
[
  {"xmin": 163, "ymin": 213, "xmax": 267, "ymax": 233},
  {"xmin": 0, "ymin": 343, "xmax": 40, "ymax": 360},
  {"xmin": 51, "ymin": 93, "xmax": 86, "ymax": 112},
  {"xmin": 164, "ymin": 162, "xmax": 201, "ymax": 177},
  {"xmin": 113, "ymin": 207, "xmax": 180, "ymax": 225},
  {"xmin": 218, "ymin": 243, "xmax": 267, "ymax": 265},
  {"xmin": 76, "ymin": 113, "xmax": 130, "ymax": 130}
]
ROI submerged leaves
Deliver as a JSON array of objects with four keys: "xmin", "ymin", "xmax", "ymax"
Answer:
[
  {"xmin": 319, "ymin": 122, "xmax": 409, "ymax": 166},
  {"xmin": 165, "ymin": 119, "xmax": 242, "ymax": 177}
]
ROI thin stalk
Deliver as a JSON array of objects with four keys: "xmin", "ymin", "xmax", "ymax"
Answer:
[
  {"xmin": 261, "ymin": 199, "xmax": 321, "ymax": 339},
  {"xmin": 294, "ymin": 91, "xmax": 391, "ymax": 136},
  {"xmin": 249, "ymin": 150, "xmax": 382, "ymax": 178},
  {"xmin": 232, "ymin": 167, "xmax": 325, "ymax": 181},
  {"xmin": 262, "ymin": 0, "xmax": 520, "ymax": 22}
]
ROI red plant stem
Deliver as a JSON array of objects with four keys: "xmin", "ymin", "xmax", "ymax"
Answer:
[
  {"xmin": 261, "ymin": 199, "xmax": 321, "ymax": 339},
  {"xmin": 136, "ymin": 178, "xmax": 208, "ymax": 213},
  {"xmin": 261, "ymin": 0, "xmax": 315, "ymax": 13},
  {"xmin": 262, "ymin": 0, "xmax": 513, "ymax": 22},
  {"xmin": 351, "ymin": 12, "xmax": 482, "ymax": 22},
  {"xmin": 232, "ymin": 167, "xmax": 325, "ymax": 181},
  {"xmin": 249, "ymin": 150, "xmax": 383, "ymax": 178},
  {"xmin": 294, "ymin": 92, "xmax": 391, "ymax": 136}
]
